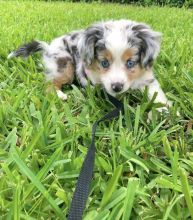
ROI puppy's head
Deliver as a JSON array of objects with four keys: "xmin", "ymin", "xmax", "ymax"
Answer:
[{"xmin": 78, "ymin": 20, "xmax": 161, "ymax": 96}]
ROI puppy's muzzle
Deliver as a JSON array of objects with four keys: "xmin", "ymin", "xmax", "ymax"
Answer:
[{"xmin": 111, "ymin": 82, "xmax": 123, "ymax": 93}]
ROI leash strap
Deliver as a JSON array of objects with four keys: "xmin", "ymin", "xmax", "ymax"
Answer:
[{"xmin": 67, "ymin": 94, "xmax": 123, "ymax": 220}]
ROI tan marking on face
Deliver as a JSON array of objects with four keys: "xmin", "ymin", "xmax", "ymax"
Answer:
[
  {"xmin": 127, "ymin": 65, "xmax": 145, "ymax": 81},
  {"xmin": 87, "ymin": 48, "xmax": 145, "ymax": 83},
  {"xmin": 87, "ymin": 49, "xmax": 113, "ymax": 74},
  {"xmin": 121, "ymin": 48, "xmax": 134, "ymax": 62},
  {"xmin": 98, "ymin": 49, "xmax": 113, "ymax": 62},
  {"xmin": 87, "ymin": 59, "xmax": 99, "ymax": 72},
  {"xmin": 122, "ymin": 49, "xmax": 145, "ymax": 81}
]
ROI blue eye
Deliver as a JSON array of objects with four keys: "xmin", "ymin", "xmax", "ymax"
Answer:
[
  {"xmin": 126, "ymin": 60, "xmax": 135, "ymax": 69},
  {"xmin": 100, "ymin": 59, "xmax": 110, "ymax": 68}
]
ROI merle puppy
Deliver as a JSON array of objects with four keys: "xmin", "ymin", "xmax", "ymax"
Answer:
[{"xmin": 8, "ymin": 19, "xmax": 171, "ymax": 112}]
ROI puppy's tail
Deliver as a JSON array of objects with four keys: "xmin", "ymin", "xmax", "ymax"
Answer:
[{"xmin": 8, "ymin": 40, "xmax": 49, "ymax": 59}]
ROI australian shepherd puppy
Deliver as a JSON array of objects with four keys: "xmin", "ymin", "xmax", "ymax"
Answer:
[{"xmin": 8, "ymin": 19, "xmax": 171, "ymax": 112}]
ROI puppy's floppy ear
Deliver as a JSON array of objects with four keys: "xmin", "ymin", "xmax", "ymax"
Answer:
[
  {"xmin": 78, "ymin": 23, "xmax": 104, "ymax": 66},
  {"xmin": 131, "ymin": 23, "xmax": 161, "ymax": 67}
]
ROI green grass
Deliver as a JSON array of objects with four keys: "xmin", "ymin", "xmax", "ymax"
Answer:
[{"xmin": 0, "ymin": 1, "xmax": 193, "ymax": 219}]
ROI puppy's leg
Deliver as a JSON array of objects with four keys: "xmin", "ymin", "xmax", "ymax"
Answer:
[
  {"xmin": 144, "ymin": 78, "xmax": 173, "ymax": 120},
  {"xmin": 45, "ymin": 56, "xmax": 75, "ymax": 100},
  {"xmin": 138, "ymin": 77, "xmax": 172, "ymax": 120},
  {"xmin": 147, "ymin": 78, "xmax": 172, "ymax": 108}
]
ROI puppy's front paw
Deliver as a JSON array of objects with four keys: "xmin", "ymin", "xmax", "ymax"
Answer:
[
  {"xmin": 147, "ymin": 106, "xmax": 170, "ymax": 123},
  {"xmin": 161, "ymin": 101, "xmax": 180, "ymax": 117},
  {"xmin": 56, "ymin": 90, "xmax": 68, "ymax": 101},
  {"xmin": 157, "ymin": 106, "xmax": 170, "ymax": 114}
]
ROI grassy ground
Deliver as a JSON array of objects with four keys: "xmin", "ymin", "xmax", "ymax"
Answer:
[{"xmin": 0, "ymin": 1, "xmax": 193, "ymax": 219}]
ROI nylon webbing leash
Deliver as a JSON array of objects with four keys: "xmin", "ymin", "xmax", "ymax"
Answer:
[{"xmin": 67, "ymin": 93, "xmax": 124, "ymax": 220}]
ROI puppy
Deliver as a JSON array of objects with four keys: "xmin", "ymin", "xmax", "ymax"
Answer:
[{"xmin": 8, "ymin": 19, "xmax": 171, "ymax": 111}]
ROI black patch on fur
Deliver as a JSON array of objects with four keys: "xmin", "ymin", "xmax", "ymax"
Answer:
[
  {"xmin": 71, "ymin": 32, "xmax": 79, "ymax": 40},
  {"xmin": 61, "ymin": 44, "xmax": 77, "ymax": 66},
  {"xmin": 71, "ymin": 45, "xmax": 78, "ymax": 55},
  {"xmin": 127, "ymin": 24, "xmax": 161, "ymax": 68},
  {"xmin": 62, "ymin": 39, "xmax": 71, "ymax": 54},
  {"xmin": 95, "ymin": 41, "xmax": 106, "ymax": 53},
  {"xmin": 57, "ymin": 57, "xmax": 72, "ymax": 71},
  {"xmin": 13, "ymin": 41, "xmax": 42, "ymax": 57},
  {"xmin": 131, "ymin": 24, "xmax": 149, "ymax": 32},
  {"xmin": 79, "ymin": 24, "xmax": 104, "ymax": 65}
]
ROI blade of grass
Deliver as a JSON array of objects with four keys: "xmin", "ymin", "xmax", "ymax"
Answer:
[
  {"xmin": 179, "ymin": 168, "xmax": 193, "ymax": 219},
  {"xmin": 21, "ymin": 127, "xmax": 44, "ymax": 159},
  {"xmin": 103, "ymin": 187, "xmax": 126, "ymax": 210},
  {"xmin": 23, "ymin": 147, "xmax": 63, "ymax": 201},
  {"xmin": 120, "ymin": 147, "xmax": 149, "ymax": 173},
  {"xmin": 134, "ymin": 105, "xmax": 140, "ymax": 136},
  {"xmin": 122, "ymin": 178, "xmax": 138, "ymax": 220},
  {"xmin": 100, "ymin": 165, "xmax": 122, "ymax": 209},
  {"xmin": 13, "ymin": 181, "xmax": 21, "ymax": 220},
  {"xmin": 11, "ymin": 147, "xmax": 64, "ymax": 219},
  {"xmin": 94, "ymin": 209, "xmax": 110, "ymax": 220}
]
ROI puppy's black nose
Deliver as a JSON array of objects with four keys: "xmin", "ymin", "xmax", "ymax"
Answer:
[{"xmin": 111, "ymin": 83, "xmax": 123, "ymax": 93}]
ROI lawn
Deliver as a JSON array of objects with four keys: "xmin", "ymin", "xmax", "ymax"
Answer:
[{"xmin": 0, "ymin": 1, "xmax": 193, "ymax": 219}]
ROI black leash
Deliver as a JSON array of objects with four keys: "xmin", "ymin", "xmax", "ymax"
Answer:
[{"xmin": 67, "ymin": 93, "xmax": 124, "ymax": 220}]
